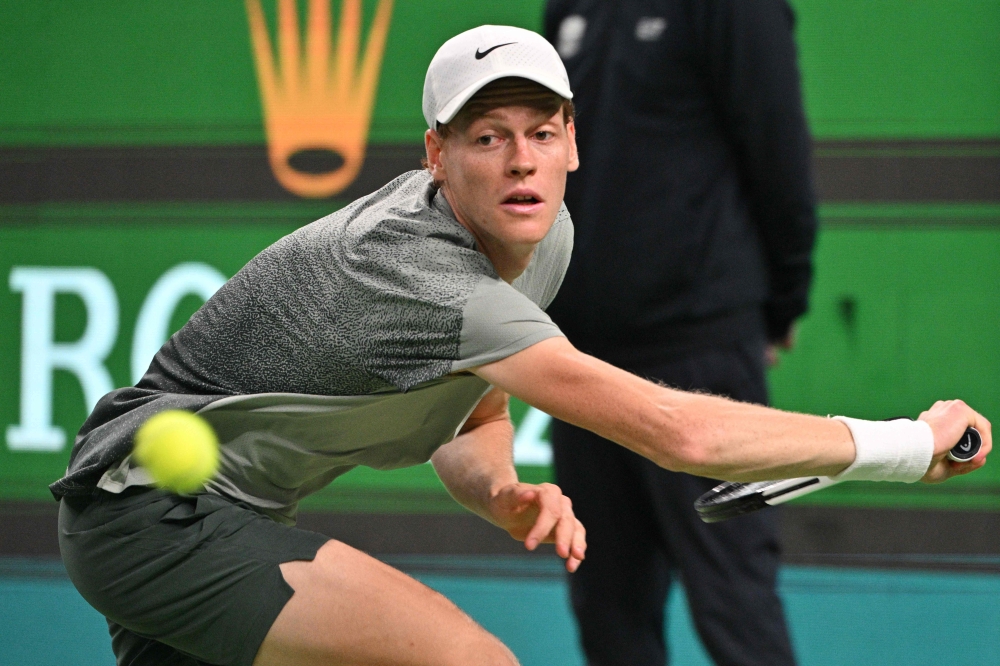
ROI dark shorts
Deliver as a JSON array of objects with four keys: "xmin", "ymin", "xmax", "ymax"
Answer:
[{"xmin": 58, "ymin": 488, "xmax": 330, "ymax": 666}]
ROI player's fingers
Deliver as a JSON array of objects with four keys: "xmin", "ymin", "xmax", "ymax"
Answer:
[
  {"xmin": 923, "ymin": 400, "xmax": 989, "ymax": 459},
  {"xmin": 971, "ymin": 411, "xmax": 992, "ymax": 460},
  {"xmin": 954, "ymin": 457, "xmax": 987, "ymax": 476},
  {"xmin": 552, "ymin": 495, "xmax": 576, "ymax": 558},
  {"xmin": 565, "ymin": 520, "xmax": 586, "ymax": 572},
  {"xmin": 524, "ymin": 484, "xmax": 562, "ymax": 550},
  {"xmin": 951, "ymin": 400, "xmax": 992, "ymax": 463},
  {"xmin": 925, "ymin": 412, "xmax": 991, "ymax": 482}
]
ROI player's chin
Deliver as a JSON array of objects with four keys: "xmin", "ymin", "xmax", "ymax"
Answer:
[{"xmin": 498, "ymin": 213, "xmax": 555, "ymax": 243}]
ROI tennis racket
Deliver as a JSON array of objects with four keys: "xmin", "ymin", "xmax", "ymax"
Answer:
[{"xmin": 694, "ymin": 426, "xmax": 982, "ymax": 523}]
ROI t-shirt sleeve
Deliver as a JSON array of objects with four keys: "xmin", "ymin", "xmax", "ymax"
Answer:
[
  {"xmin": 452, "ymin": 275, "xmax": 565, "ymax": 371},
  {"xmin": 451, "ymin": 204, "xmax": 574, "ymax": 370}
]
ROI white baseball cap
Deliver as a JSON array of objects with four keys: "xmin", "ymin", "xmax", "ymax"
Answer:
[{"xmin": 422, "ymin": 25, "xmax": 573, "ymax": 130}]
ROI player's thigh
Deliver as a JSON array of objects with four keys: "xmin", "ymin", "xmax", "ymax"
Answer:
[{"xmin": 254, "ymin": 540, "xmax": 518, "ymax": 666}]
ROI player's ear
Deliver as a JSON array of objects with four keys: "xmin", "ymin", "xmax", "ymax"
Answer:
[
  {"xmin": 566, "ymin": 119, "xmax": 580, "ymax": 172},
  {"xmin": 424, "ymin": 129, "xmax": 447, "ymax": 182}
]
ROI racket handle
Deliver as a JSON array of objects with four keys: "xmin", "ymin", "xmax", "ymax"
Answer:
[{"xmin": 947, "ymin": 427, "xmax": 982, "ymax": 463}]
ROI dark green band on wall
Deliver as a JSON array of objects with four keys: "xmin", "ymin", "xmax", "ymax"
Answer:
[
  {"xmin": 1, "ymin": 140, "xmax": 997, "ymax": 207},
  {"xmin": 0, "ymin": 144, "xmax": 427, "ymax": 206}
]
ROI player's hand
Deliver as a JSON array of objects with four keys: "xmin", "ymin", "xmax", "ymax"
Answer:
[
  {"xmin": 487, "ymin": 482, "xmax": 586, "ymax": 572},
  {"xmin": 919, "ymin": 400, "xmax": 992, "ymax": 483}
]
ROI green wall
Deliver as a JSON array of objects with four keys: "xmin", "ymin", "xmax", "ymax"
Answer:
[
  {"xmin": 2, "ymin": 1, "xmax": 997, "ymax": 145},
  {"xmin": 0, "ymin": 0, "xmax": 546, "ymax": 146},
  {"xmin": 789, "ymin": 0, "xmax": 1000, "ymax": 138},
  {"xmin": 0, "ymin": 211, "xmax": 304, "ymax": 499}
]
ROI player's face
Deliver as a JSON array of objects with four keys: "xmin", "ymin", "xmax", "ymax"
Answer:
[{"xmin": 426, "ymin": 106, "xmax": 579, "ymax": 257}]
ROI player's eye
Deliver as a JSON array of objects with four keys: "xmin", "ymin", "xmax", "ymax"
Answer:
[
  {"xmin": 477, "ymin": 135, "xmax": 498, "ymax": 146},
  {"xmin": 534, "ymin": 130, "xmax": 554, "ymax": 141}
]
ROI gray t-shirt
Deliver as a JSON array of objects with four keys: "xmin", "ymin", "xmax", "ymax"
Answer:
[{"xmin": 66, "ymin": 170, "xmax": 573, "ymax": 522}]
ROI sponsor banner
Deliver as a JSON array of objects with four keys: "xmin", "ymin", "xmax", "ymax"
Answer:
[{"xmin": 0, "ymin": 217, "xmax": 298, "ymax": 497}]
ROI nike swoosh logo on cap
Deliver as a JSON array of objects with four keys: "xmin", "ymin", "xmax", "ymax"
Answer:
[{"xmin": 475, "ymin": 42, "xmax": 516, "ymax": 59}]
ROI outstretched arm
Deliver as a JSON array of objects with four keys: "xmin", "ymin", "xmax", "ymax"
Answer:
[
  {"xmin": 473, "ymin": 337, "xmax": 991, "ymax": 483},
  {"xmin": 431, "ymin": 386, "xmax": 586, "ymax": 571}
]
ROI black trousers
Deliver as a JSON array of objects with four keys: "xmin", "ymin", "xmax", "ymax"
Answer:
[{"xmin": 552, "ymin": 337, "xmax": 797, "ymax": 666}]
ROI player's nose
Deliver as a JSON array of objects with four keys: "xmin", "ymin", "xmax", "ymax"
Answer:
[{"xmin": 507, "ymin": 136, "xmax": 537, "ymax": 177}]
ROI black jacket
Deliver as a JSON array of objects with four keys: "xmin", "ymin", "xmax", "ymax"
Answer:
[{"xmin": 544, "ymin": 0, "xmax": 817, "ymax": 354}]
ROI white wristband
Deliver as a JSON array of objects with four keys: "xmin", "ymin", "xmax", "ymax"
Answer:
[{"xmin": 831, "ymin": 416, "xmax": 934, "ymax": 483}]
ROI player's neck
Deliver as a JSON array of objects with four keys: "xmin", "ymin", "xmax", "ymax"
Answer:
[{"xmin": 476, "ymin": 236, "xmax": 535, "ymax": 284}]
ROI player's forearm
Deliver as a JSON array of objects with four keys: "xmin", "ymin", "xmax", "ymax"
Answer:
[
  {"xmin": 631, "ymin": 386, "xmax": 855, "ymax": 480},
  {"xmin": 431, "ymin": 418, "xmax": 519, "ymax": 522},
  {"xmin": 476, "ymin": 337, "xmax": 857, "ymax": 481},
  {"xmin": 545, "ymin": 361, "xmax": 854, "ymax": 481}
]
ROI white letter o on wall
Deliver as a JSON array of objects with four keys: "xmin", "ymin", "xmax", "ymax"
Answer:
[{"xmin": 131, "ymin": 263, "xmax": 227, "ymax": 384}]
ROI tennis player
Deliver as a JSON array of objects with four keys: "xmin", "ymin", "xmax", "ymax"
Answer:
[{"xmin": 53, "ymin": 25, "xmax": 990, "ymax": 666}]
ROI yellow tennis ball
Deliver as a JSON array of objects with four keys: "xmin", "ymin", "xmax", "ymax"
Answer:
[{"xmin": 133, "ymin": 410, "xmax": 219, "ymax": 494}]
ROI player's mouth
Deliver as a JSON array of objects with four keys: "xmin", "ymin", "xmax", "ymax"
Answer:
[{"xmin": 500, "ymin": 190, "xmax": 544, "ymax": 214}]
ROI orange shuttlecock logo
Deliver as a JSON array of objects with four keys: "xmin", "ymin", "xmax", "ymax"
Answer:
[{"xmin": 246, "ymin": 0, "xmax": 394, "ymax": 198}]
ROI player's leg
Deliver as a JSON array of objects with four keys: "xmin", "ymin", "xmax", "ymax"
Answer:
[
  {"xmin": 640, "ymin": 337, "xmax": 796, "ymax": 666},
  {"xmin": 60, "ymin": 488, "xmax": 330, "ymax": 665},
  {"xmin": 254, "ymin": 539, "xmax": 518, "ymax": 666},
  {"xmin": 60, "ymin": 488, "xmax": 517, "ymax": 666},
  {"xmin": 551, "ymin": 420, "xmax": 672, "ymax": 665}
]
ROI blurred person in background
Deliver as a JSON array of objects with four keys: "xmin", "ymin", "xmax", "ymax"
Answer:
[{"xmin": 544, "ymin": 1, "xmax": 817, "ymax": 664}]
